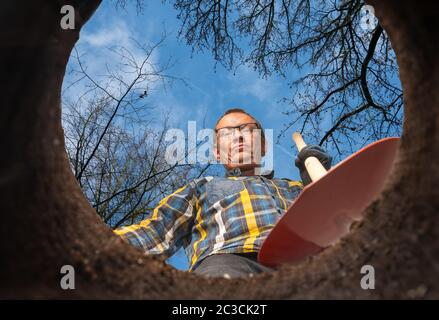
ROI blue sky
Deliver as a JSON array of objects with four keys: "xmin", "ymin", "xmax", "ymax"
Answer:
[
  {"xmin": 63, "ymin": 1, "xmax": 399, "ymax": 271},
  {"xmin": 67, "ymin": 1, "xmax": 303, "ymax": 179}
]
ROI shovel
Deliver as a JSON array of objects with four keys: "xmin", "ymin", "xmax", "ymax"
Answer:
[{"xmin": 258, "ymin": 132, "xmax": 400, "ymax": 267}]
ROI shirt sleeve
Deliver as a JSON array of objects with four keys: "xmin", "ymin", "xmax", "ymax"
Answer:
[
  {"xmin": 287, "ymin": 180, "xmax": 304, "ymax": 189},
  {"xmin": 113, "ymin": 183, "xmax": 196, "ymax": 258}
]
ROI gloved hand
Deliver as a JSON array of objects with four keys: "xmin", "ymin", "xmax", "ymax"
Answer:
[{"xmin": 295, "ymin": 145, "xmax": 332, "ymax": 186}]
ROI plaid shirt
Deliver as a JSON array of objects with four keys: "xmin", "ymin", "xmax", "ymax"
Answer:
[{"xmin": 114, "ymin": 175, "xmax": 303, "ymax": 271}]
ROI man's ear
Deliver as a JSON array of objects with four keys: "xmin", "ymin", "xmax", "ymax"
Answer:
[
  {"xmin": 213, "ymin": 142, "xmax": 221, "ymax": 162},
  {"xmin": 262, "ymin": 137, "xmax": 267, "ymax": 157}
]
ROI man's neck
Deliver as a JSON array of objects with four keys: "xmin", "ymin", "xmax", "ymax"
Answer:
[
  {"xmin": 239, "ymin": 167, "xmax": 257, "ymax": 176},
  {"xmin": 226, "ymin": 166, "xmax": 263, "ymax": 177}
]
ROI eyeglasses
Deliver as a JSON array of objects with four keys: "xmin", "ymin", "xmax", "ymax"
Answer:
[{"xmin": 215, "ymin": 122, "xmax": 261, "ymax": 138}]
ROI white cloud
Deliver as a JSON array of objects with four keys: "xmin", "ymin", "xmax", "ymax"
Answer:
[
  {"xmin": 228, "ymin": 66, "xmax": 281, "ymax": 102},
  {"xmin": 77, "ymin": 18, "xmax": 159, "ymax": 78},
  {"xmin": 80, "ymin": 22, "xmax": 131, "ymax": 47},
  {"xmin": 63, "ymin": 16, "xmax": 162, "ymax": 105}
]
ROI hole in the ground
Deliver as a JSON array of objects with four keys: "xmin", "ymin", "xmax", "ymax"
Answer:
[
  {"xmin": 2, "ymin": 0, "xmax": 438, "ymax": 299},
  {"xmin": 60, "ymin": 0, "xmax": 402, "ymax": 281}
]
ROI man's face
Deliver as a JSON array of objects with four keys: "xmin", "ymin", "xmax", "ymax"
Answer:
[{"xmin": 215, "ymin": 112, "xmax": 266, "ymax": 171}]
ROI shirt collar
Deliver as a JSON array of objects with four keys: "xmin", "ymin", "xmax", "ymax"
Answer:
[{"xmin": 225, "ymin": 168, "xmax": 274, "ymax": 179}]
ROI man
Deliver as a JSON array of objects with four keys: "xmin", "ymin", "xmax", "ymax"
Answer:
[{"xmin": 114, "ymin": 108, "xmax": 332, "ymax": 278}]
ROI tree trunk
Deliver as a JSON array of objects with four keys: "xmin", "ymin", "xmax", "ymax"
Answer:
[{"xmin": 0, "ymin": 0, "xmax": 437, "ymax": 298}]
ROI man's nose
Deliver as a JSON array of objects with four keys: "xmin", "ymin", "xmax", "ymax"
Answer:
[{"xmin": 231, "ymin": 130, "xmax": 244, "ymax": 142}]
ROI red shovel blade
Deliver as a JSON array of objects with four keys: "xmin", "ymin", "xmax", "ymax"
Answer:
[{"xmin": 258, "ymin": 137, "xmax": 400, "ymax": 267}]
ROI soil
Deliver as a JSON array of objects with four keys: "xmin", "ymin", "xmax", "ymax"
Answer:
[{"xmin": 0, "ymin": 0, "xmax": 438, "ymax": 299}]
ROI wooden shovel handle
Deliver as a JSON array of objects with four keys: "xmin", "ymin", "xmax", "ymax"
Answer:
[{"xmin": 292, "ymin": 132, "xmax": 328, "ymax": 183}]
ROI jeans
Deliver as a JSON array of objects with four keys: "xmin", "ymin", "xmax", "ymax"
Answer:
[{"xmin": 192, "ymin": 252, "xmax": 276, "ymax": 278}]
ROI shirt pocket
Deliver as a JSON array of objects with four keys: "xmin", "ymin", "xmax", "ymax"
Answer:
[{"xmin": 205, "ymin": 179, "xmax": 245, "ymax": 206}]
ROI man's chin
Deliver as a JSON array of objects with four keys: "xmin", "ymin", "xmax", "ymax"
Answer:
[
  {"xmin": 225, "ymin": 163, "xmax": 257, "ymax": 172},
  {"xmin": 230, "ymin": 153, "xmax": 253, "ymax": 164}
]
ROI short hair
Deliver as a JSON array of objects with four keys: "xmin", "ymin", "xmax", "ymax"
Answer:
[{"xmin": 214, "ymin": 108, "xmax": 265, "ymax": 139}]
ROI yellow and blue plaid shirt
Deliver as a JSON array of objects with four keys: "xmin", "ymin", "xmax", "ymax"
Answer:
[{"xmin": 114, "ymin": 175, "xmax": 303, "ymax": 271}]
